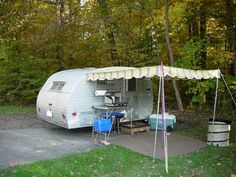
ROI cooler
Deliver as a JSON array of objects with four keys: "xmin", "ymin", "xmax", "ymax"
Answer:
[{"xmin": 149, "ymin": 113, "xmax": 176, "ymax": 130}]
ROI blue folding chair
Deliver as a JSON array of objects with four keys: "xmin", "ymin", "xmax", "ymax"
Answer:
[
  {"xmin": 100, "ymin": 112, "xmax": 125, "ymax": 133},
  {"xmin": 93, "ymin": 118, "xmax": 112, "ymax": 144}
]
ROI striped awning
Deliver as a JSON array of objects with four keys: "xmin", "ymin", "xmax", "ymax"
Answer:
[{"xmin": 86, "ymin": 66, "xmax": 220, "ymax": 81}]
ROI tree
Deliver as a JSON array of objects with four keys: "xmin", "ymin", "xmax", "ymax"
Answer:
[
  {"xmin": 97, "ymin": 0, "xmax": 119, "ymax": 66},
  {"xmin": 164, "ymin": 0, "xmax": 184, "ymax": 111},
  {"xmin": 224, "ymin": 0, "xmax": 236, "ymax": 75},
  {"xmin": 0, "ymin": 0, "xmax": 235, "ymax": 107},
  {"xmin": 199, "ymin": 0, "xmax": 207, "ymax": 69}
]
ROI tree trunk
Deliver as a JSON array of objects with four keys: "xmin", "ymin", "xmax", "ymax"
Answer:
[
  {"xmin": 187, "ymin": 1, "xmax": 199, "ymax": 39},
  {"xmin": 56, "ymin": 0, "xmax": 65, "ymax": 71},
  {"xmin": 165, "ymin": 0, "xmax": 184, "ymax": 112},
  {"xmin": 97, "ymin": 0, "xmax": 119, "ymax": 66},
  {"xmin": 200, "ymin": 0, "xmax": 207, "ymax": 69},
  {"xmin": 192, "ymin": 18, "xmax": 199, "ymax": 38},
  {"xmin": 234, "ymin": 47, "xmax": 236, "ymax": 75},
  {"xmin": 231, "ymin": 20, "xmax": 236, "ymax": 75},
  {"xmin": 226, "ymin": 0, "xmax": 236, "ymax": 75}
]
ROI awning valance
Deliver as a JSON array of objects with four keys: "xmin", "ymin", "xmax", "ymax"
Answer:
[{"xmin": 86, "ymin": 66, "xmax": 220, "ymax": 81}]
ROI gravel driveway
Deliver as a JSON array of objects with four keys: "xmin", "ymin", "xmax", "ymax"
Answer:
[
  {"xmin": 0, "ymin": 114, "xmax": 57, "ymax": 130},
  {"xmin": 0, "ymin": 114, "xmax": 98, "ymax": 169}
]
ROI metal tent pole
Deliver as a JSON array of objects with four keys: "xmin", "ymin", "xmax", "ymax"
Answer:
[
  {"xmin": 164, "ymin": 129, "xmax": 168, "ymax": 173},
  {"xmin": 212, "ymin": 74, "xmax": 219, "ymax": 124},
  {"xmin": 161, "ymin": 65, "xmax": 168, "ymax": 173},
  {"xmin": 152, "ymin": 76, "xmax": 162, "ymax": 161},
  {"xmin": 210, "ymin": 72, "xmax": 219, "ymax": 145},
  {"xmin": 159, "ymin": 64, "xmax": 168, "ymax": 173}
]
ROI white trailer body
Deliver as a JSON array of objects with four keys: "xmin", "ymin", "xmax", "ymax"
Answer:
[{"xmin": 36, "ymin": 68, "xmax": 153, "ymax": 129}]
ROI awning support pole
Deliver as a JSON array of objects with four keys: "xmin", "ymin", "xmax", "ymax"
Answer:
[
  {"xmin": 210, "ymin": 72, "xmax": 219, "ymax": 144},
  {"xmin": 152, "ymin": 76, "xmax": 162, "ymax": 162},
  {"xmin": 160, "ymin": 64, "xmax": 168, "ymax": 173},
  {"xmin": 212, "ymin": 74, "xmax": 219, "ymax": 124}
]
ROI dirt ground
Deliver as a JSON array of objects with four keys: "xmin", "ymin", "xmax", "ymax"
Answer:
[{"xmin": 0, "ymin": 114, "xmax": 57, "ymax": 130}]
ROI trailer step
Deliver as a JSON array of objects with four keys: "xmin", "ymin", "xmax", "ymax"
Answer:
[{"xmin": 120, "ymin": 121, "xmax": 150, "ymax": 135}]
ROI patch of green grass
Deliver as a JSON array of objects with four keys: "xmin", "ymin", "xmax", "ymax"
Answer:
[
  {"xmin": 0, "ymin": 145, "xmax": 235, "ymax": 177},
  {"xmin": 0, "ymin": 106, "xmax": 35, "ymax": 115}
]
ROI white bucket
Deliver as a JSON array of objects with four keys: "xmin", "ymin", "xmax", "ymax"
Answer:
[{"xmin": 207, "ymin": 121, "xmax": 231, "ymax": 147}]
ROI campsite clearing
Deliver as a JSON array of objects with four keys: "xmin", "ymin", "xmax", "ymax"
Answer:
[{"xmin": 0, "ymin": 106, "xmax": 235, "ymax": 176}]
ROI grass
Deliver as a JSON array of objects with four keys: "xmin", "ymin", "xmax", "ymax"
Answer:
[
  {"xmin": 0, "ymin": 145, "xmax": 235, "ymax": 177},
  {"xmin": 0, "ymin": 105, "xmax": 35, "ymax": 115}
]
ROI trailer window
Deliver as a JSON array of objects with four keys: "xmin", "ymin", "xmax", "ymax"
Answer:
[
  {"xmin": 50, "ymin": 81, "xmax": 66, "ymax": 91},
  {"xmin": 127, "ymin": 78, "xmax": 136, "ymax": 91}
]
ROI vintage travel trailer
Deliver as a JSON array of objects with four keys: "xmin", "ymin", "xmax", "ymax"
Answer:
[{"xmin": 36, "ymin": 67, "xmax": 153, "ymax": 129}]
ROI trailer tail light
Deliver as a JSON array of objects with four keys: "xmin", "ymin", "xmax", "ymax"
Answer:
[{"xmin": 72, "ymin": 112, "xmax": 77, "ymax": 116}]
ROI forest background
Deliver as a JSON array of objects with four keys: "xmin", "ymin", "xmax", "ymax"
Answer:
[{"xmin": 0, "ymin": 0, "xmax": 235, "ymax": 116}]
